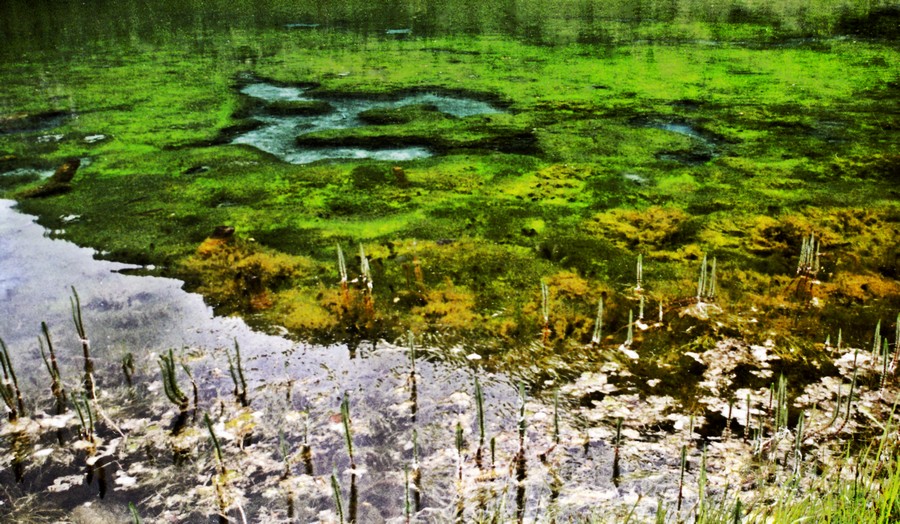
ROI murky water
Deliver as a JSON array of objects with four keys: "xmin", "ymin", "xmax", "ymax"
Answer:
[{"xmin": 232, "ymin": 82, "xmax": 503, "ymax": 164}]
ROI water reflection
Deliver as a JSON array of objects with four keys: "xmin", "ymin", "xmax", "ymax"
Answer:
[{"xmin": 232, "ymin": 81, "xmax": 502, "ymax": 164}]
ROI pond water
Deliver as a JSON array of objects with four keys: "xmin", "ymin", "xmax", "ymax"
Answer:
[
  {"xmin": 3, "ymin": 199, "xmax": 704, "ymax": 522},
  {"xmin": 231, "ymin": 82, "xmax": 503, "ymax": 164}
]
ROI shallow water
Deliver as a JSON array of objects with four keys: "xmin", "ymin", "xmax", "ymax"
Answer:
[
  {"xmin": 232, "ymin": 82, "xmax": 503, "ymax": 164},
  {"xmin": 0, "ymin": 199, "xmax": 717, "ymax": 522}
]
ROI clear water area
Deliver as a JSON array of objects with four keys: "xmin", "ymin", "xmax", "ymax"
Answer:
[
  {"xmin": 232, "ymin": 82, "xmax": 503, "ymax": 164},
  {"xmin": 0, "ymin": 200, "xmax": 704, "ymax": 522}
]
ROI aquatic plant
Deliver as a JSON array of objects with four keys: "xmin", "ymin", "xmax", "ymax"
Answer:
[
  {"xmin": 72, "ymin": 392, "xmax": 95, "ymax": 444},
  {"xmin": 159, "ymin": 348, "xmax": 189, "ymax": 417},
  {"xmin": 474, "ymin": 376, "xmax": 485, "ymax": 468},
  {"xmin": 341, "ymin": 391, "xmax": 356, "ymax": 469},
  {"xmin": 456, "ymin": 420, "xmax": 465, "ymax": 481},
  {"xmin": 612, "ymin": 417, "xmax": 622, "ymax": 487},
  {"xmin": 408, "ymin": 331, "xmax": 418, "ymax": 422},
  {"xmin": 359, "ymin": 244, "xmax": 373, "ymax": 297},
  {"xmin": 411, "ymin": 427, "xmax": 422, "ymax": 511},
  {"xmin": 122, "ymin": 352, "xmax": 136, "ymax": 388},
  {"xmin": 626, "ymin": 310, "xmax": 634, "ymax": 346},
  {"xmin": 129, "ymin": 502, "xmax": 143, "ymax": 524},
  {"xmin": 0, "ymin": 337, "xmax": 25, "ymax": 421},
  {"xmin": 70, "ymin": 287, "xmax": 95, "ymax": 400},
  {"xmin": 541, "ymin": 280, "xmax": 550, "ymax": 345},
  {"xmin": 226, "ymin": 340, "xmax": 249, "ymax": 407},
  {"xmin": 515, "ymin": 381, "xmax": 527, "ymax": 523},
  {"xmin": 635, "ymin": 254, "xmax": 643, "ymax": 292},
  {"xmin": 591, "ymin": 298, "xmax": 604, "ymax": 346},
  {"xmin": 331, "ymin": 468, "xmax": 345, "ymax": 524},
  {"xmin": 39, "ymin": 322, "xmax": 66, "ymax": 415},
  {"xmin": 677, "ymin": 445, "xmax": 687, "ymax": 511},
  {"xmin": 696, "ymin": 254, "xmax": 717, "ymax": 303}
]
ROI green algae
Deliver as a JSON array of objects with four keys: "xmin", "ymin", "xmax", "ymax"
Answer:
[{"xmin": 0, "ymin": 22, "xmax": 897, "ymax": 409}]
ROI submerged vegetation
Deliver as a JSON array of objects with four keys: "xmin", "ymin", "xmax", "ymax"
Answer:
[{"xmin": 1, "ymin": 0, "xmax": 900, "ymax": 521}]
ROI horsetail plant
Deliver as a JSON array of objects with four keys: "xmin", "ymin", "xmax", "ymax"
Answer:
[
  {"xmin": 71, "ymin": 287, "xmax": 95, "ymax": 399},
  {"xmin": 696, "ymin": 255, "xmax": 717, "ymax": 302},
  {"xmin": 181, "ymin": 363, "xmax": 199, "ymax": 422},
  {"xmin": 159, "ymin": 349, "xmax": 189, "ymax": 417},
  {"xmin": 204, "ymin": 413, "xmax": 230, "ymax": 523},
  {"xmin": 591, "ymin": 298, "xmax": 603, "ymax": 346},
  {"xmin": 355, "ymin": 244, "xmax": 375, "ymax": 321},
  {"xmin": 404, "ymin": 466, "xmax": 412, "ymax": 524},
  {"xmin": 553, "ymin": 389, "xmax": 560, "ymax": 446},
  {"xmin": 408, "ymin": 331, "xmax": 418, "ymax": 422},
  {"xmin": 612, "ymin": 417, "xmax": 623, "ymax": 487},
  {"xmin": 0, "ymin": 337, "xmax": 25, "ymax": 421},
  {"xmin": 122, "ymin": 352, "xmax": 136, "ymax": 388},
  {"xmin": 635, "ymin": 253, "xmax": 643, "ymax": 292},
  {"xmin": 677, "ymin": 444, "xmax": 687, "ymax": 511},
  {"xmin": 226, "ymin": 340, "xmax": 249, "ymax": 407},
  {"xmin": 331, "ymin": 467, "xmax": 345, "ymax": 524},
  {"xmin": 455, "ymin": 420, "xmax": 465, "ymax": 481},
  {"xmin": 337, "ymin": 243, "xmax": 348, "ymax": 286},
  {"xmin": 892, "ymin": 313, "xmax": 900, "ymax": 373},
  {"xmin": 874, "ymin": 319, "xmax": 882, "ymax": 357},
  {"xmin": 73, "ymin": 392, "xmax": 95, "ymax": 444},
  {"xmin": 129, "ymin": 502, "xmax": 143, "ymax": 524},
  {"xmin": 341, "ymin": 391, "xmax": 356, "ymax": 469},
  {"xmin": 474, "ymin": 376, "xmax": 485, "ymax": 468},
  {"xmin": 625, "ymin": 310, "xmax": 634, "ymax": 346},
  {"xmin": 412, "ymin": 428, "xmax": 422, "ymax": 511},
  {"xmin": 515, "ymin": 381, "xmax": 528, "ymax": 523},
  {"xmin": 541, "ymin": 280, "xmax": 550, "ymax": 345},
  {"xmin": 40, "ymin": 322, "xmax": 66, "ymax": 414}
]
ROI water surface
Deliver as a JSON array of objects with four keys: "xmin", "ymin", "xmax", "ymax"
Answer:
[{"xmin": 232, "ymin": 81, "xmax": 503, "ymax": 164}]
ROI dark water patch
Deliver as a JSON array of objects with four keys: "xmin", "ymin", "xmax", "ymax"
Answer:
[{"xmin": 0, "ymin": 110, "xmax": 72, "ymax": 135}]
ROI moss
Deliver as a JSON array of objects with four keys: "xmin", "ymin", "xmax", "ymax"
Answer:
[
  {"xmin": 584, "ymin": 206, "xmax": 694, "ymax": 254},
  {"xmin": 1, "ymin": 30, "xmax": 899, "ymax": 383},
  {"xmin": 263, "ymin": 99, "xmax": 334, "ymax": 116}
]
